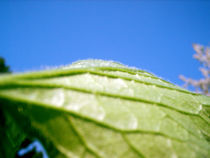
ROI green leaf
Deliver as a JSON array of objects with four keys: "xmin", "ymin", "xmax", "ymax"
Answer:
[{"xmin": 0, "ymin": 59, "xmax": 209, "ymax": 158}]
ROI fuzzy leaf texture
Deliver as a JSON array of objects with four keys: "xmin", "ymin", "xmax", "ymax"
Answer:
[{"xmin": 0, "ymin": 60, "xmax": 209, "ymax": 158}]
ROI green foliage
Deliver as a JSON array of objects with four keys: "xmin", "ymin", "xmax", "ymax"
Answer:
[
  {"xmin": 0, "ymin": 57, "xmax": 11, "ymax": 73},
  {"xmin": 0, "ymin": 60, "xmax": 209, "ymax": 158}
]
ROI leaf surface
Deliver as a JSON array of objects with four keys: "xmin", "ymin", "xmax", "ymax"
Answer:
[{"xmin": 0, "ymin": 60, "xmax": 209, "ymax": 158}]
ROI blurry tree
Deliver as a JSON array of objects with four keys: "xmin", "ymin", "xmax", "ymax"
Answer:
[
  {"xmin": 0, "ymin": 57, "xmax": 11, "ymax": 73},
  {"xmin": 179, "ymin": 44, "xmax": 210, "ymax": 96}
]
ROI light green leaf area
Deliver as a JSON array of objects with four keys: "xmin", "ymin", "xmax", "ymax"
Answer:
[{"xmin": 0, "ymin": 60, "xmax": 209, "ymax": 158}]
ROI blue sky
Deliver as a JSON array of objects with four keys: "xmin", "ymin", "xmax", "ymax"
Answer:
[{"xmin": 0, "ymin": 1, "xmax": 209, "ymax": 86}]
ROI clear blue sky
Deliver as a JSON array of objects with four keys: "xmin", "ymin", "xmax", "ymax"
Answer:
[{"xmin": 0, "ymin": 1, "xmax": 209, "ymax": 86}]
